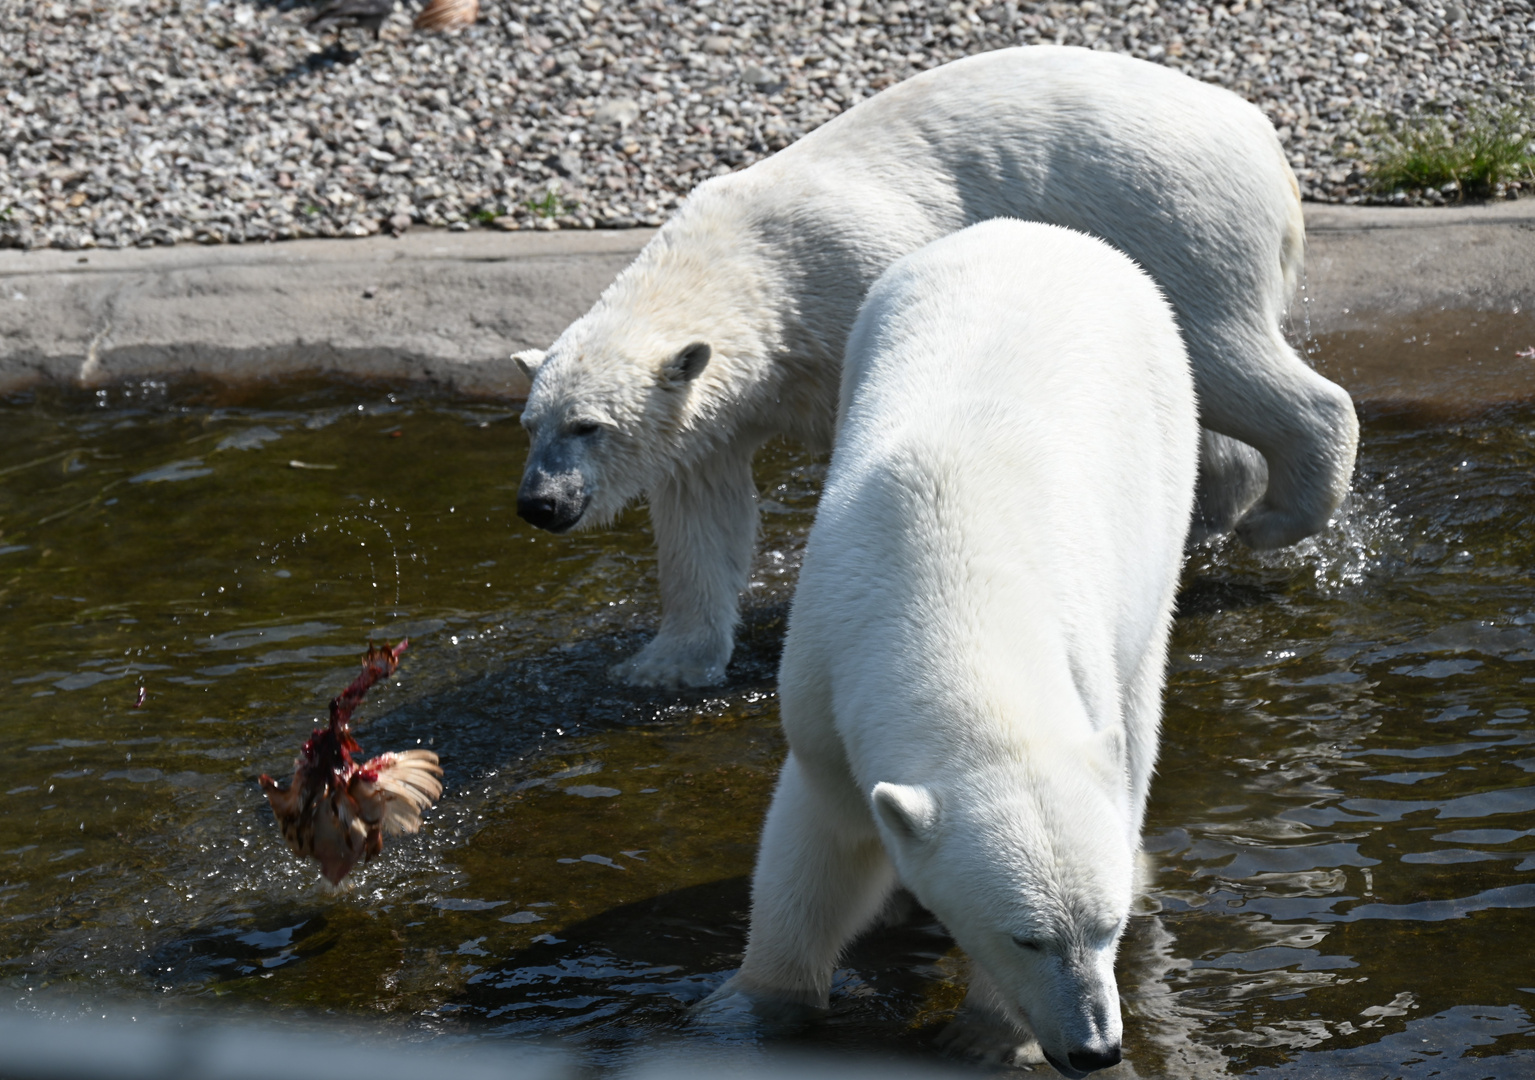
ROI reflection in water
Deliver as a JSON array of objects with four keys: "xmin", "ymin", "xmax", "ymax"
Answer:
[{"xmin": 1, "ymin": 376, "xmax": 1533, "ymax": 1075}]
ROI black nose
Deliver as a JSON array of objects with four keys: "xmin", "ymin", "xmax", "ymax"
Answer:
[
  {"xmin": 517, "ymin": 493, "xmax": 561, "ymax": 530},
  {"xmin": 517, "ymin": 465, "xmax": 589, "ymax": 533},
  {"xmin": 1068, "ymin": 1046, "xmax": 1121, "ymax": 1073},
  {"xmin": 517, "ymin": 494, "xmax": 585, "ymax": 533},
  {"xmin": 516, "ymin": 481, "xmax": 588, "ymax": 533}
]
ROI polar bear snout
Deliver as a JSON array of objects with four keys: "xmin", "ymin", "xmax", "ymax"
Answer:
[
  {"xmin": 1044, "ymin": 1045, "xmax": 1122, "ymax": 1079},
  {"xmin": 1067, "ymin": 1044, "xmax": 1122, "ymax": 1074},
  {"xmin": 517, "ymin": 463, "xmax": 590, "ymax": 533},
  {"xmin": 1009, "ymin": 943, "xmax": 1124, "ymax": 1077}
]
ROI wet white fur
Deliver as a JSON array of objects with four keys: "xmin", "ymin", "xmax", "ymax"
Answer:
[
  {"xmin": 701, "ymin": 221, "xmax": 1199, "ymax": 1072},
  {"xmin": 518, "ymin": 45, "xmax": 1357, "ymax": 688}
]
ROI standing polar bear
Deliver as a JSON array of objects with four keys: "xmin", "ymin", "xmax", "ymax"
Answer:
[
  {"xmin": 516, "ymin": 45, "xmax": 1357, "ymax": 688},
  {"xmin": 700, "ymin": 220, "xmax": 1198, "ymax": 1077}
]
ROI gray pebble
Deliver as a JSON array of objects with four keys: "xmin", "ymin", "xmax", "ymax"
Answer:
[
  {"xmin": 593, "ymin": 97, "xmax": 641, "ymax": 129},
  {"xmin": 0, "ymin": 0, "xmax": 1528, "ymax": 251}
]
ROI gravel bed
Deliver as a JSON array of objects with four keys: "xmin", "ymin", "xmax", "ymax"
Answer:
[{"xmin": 2, "ymin": 0, "xmax": 1533, "ymax": 250}]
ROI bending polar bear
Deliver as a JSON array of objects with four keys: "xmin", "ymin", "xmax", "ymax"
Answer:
[
  {"xmin": 700, "ymin": 220, "xmax": 1199, "ymax": 1077},
  {"xmin": 516, "ymin": 44, "xmax": 1357, "ymax": 688}
]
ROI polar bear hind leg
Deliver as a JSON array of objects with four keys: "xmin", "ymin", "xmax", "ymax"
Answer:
[{"xmin": 1193, "ymin": 320, "xmax": 1358, "ymax": 550}]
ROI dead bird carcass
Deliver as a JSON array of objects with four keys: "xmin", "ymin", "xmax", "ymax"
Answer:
[{"xmin": 260, "ymin": 639, "xmax": 442, "ymax": 885}]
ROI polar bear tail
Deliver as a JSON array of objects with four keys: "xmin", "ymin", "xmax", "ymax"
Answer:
[{"xmin": 1279, "ymin": 163, "xmax": 1306, "ymax": 313}]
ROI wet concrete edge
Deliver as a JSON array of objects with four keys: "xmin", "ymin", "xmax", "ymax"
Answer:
[
  {"xmin": 0, "ymin": 227, "xmax": 657, "ymax": 399},
  {"xmin": 1, "ymin": 201, "xmax": 1532, "ymax": 399}
]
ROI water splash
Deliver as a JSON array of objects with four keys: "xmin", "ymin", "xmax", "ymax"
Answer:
[
  {"xmin": 1286, "ymin": 263, "xmax": 1321, "ymax": 364},
  {"xmin": 334, "ymin": 510, "xmax": 406, "ymax": 612},
  {"xmin": 261, "ymin": 506, "xmax": 412, "ymax": 620},
  {"xmin": 1251, "ymin": 483, "xmax": 1406, "ymax": 595},
  {"xmin": 1189, "ymin": 483, "xmax": 1405, "ymax": 597}
]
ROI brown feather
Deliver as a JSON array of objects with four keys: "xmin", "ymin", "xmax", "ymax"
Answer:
[
  {"xmin": 259, "ymin": 773, "xmax": 302, "ymax": 834},
  {"xmin": 414, "ymin": 0, "xmax": 477, "ymax": 32},
  {"xmin": 352, "ymin": 750, "xmax": 443, "ymax": 835},
  {"xmin": 310, "ymin": 789, "xmax": 369, "ymax": 885}
]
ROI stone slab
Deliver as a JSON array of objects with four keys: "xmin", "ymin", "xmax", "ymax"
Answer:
[
  {"xmin": 2, "ymin": 202, "xmax": 1533, "ymax": 409},
  {"xmin": 1302, "ymin": 198, "xmax": 1535, "ymax": 326},
  {"xmin": 1301, "ymin": 200, "xmax": 1535, "ymax": 416},
  {"xmin": 0, "ymin": 228, "xmax": 654, "ymax": 397}
]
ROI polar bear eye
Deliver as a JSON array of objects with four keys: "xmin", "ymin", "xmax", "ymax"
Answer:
[
  {"xmin": 567, "ymin": 420, "xmax": 602, "ymax": 437},
  {"xmin": 1012, "ymin": 936, "xmax": 1043, "ymax": 952}
]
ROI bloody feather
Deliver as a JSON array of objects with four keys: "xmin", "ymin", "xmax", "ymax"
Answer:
[{"xmin": 259, "ymin": 639, "xmax": 442, "ymax": 885}]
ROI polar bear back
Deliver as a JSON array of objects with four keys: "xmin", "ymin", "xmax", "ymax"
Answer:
[
  {"xmin": 724, "ymin": 45, "xmax": 1300, "ymax": 346},
  {"xmin": 579, "ymin": 45, "xmax": 1299, "ymax": 429},
  {"xmin": 790, "ymin": 220, "xmax": 1198, "ymax": 781}
]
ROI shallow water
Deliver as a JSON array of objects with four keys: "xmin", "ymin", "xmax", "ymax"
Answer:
[{"xmin": 1, "ymin": 372, "xmax": 1533, "ymax": 1076}]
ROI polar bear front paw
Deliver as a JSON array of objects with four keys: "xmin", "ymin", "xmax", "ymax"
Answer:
[
  {"xmin": 935, "ymin": 1008, "xmax": 1046, "ymax": 1069},
  {"xmin": 691, "ymin": 981, "xmax": 821, "ymax": 1034},
  {"xmin": 610, "ymin": 634, "xmax": 729, "ymax": 688}
]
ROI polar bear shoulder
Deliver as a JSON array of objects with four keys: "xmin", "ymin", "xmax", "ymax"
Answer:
[{"xmin": 797, "ymin": 219, "xmax": 1199, "ymax": 769}]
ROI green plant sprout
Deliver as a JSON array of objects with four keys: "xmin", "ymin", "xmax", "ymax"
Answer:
[
  {"xmin": 1366, "ymin": 104, "xmax": 1535, "ymax": 199},
  {"xmin": 523, "ymin": 188, "xmax": 571, "ymax": 219}
]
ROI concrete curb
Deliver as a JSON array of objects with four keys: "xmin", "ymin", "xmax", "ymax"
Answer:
[
  {"xmin": 1, "ymin": 202, "xmax": 1532, "ymax": 402},
  {"xmin": 1301, "ymin": 199, "xmax": 1535, "ymax": 329},
  {"xmin": 0, "ymin": 228, "xmax": 653, "ymax": 398}
]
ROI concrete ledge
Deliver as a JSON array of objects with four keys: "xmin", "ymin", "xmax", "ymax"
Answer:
[
  {"xmin": 0, "ymin": 228, "xmax": 654, "ymax": 397},
  {"xmin": 1302, "ymin": 199, "xmax": 1535, "ymax": 329},
  {"xmin": 1304, "ymin": 200, "xmax": 1535, "ymax": 231},
  {"xmin": 2, "ymin": 203, "xmax": 1533, "ymax": 407},
  {"xmin": 1299, "ymin": 200, "xmax": 1535, "ymax": 417}
]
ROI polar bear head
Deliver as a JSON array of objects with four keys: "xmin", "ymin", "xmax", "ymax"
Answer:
[
  {"xmin": 515, "ymin": 187, "xmax": 783, "ymax": 533},
  {"xmin": 514, "ymin": 322, "xmax": 715, "ymax": 533},
  {"xmin": 871, "ymin": 742, "xmax": 1135, "ymax": 1077}
]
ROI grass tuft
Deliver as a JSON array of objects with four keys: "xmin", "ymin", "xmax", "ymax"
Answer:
[
  {"xmin": 1366, "ymin": 105, "xmax": 1535, "ymax": 199},
  {"xmin": 523, "ymin": 188, "xmax": 572, "ymax": 219}
]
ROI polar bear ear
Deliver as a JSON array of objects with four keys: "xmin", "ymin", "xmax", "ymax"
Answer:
[
  {"xmin": 512, "ymin": 349, "xmax": 547, "ymax": 379},
  {"xmin": 872, "ymin": 782, "xmax": 938, "ymax": 847},
  {"xmin": 660, "ymin": 342, "xmax": 711, "ymax": 385}
]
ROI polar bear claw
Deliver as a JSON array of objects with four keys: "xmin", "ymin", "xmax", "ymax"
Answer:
[
  {"xmin": 608, "ymin": 636, "xmax": 728, "ymax": 689},
  {"xmin": 935, "ymin": 1009, "xmax": 1047, "ymax": 1069}
]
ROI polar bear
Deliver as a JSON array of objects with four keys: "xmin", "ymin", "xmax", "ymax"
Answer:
[
  {"xmin": 696, "ymin": 220, "xmax": 1198, "ymax": 1076},
  {"xmin": 516, "ymin": 44, "xmax": 1357, "ymax": 688}
]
